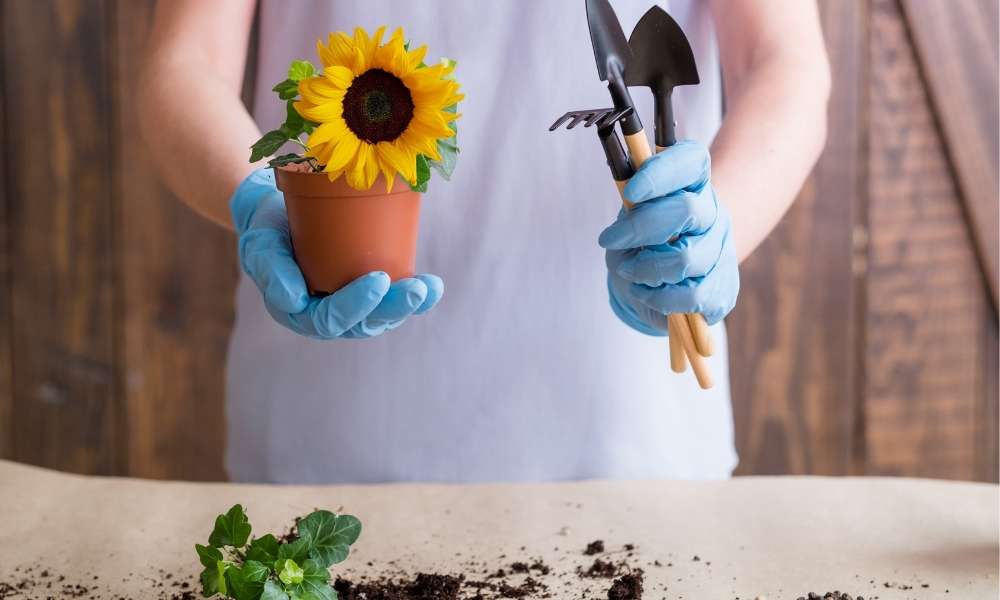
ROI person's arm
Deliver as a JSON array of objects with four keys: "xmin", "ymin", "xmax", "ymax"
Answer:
[
  {"xmin": 709, "ymin": 0, "xmax": 831, "ymax": 260},
  {"xmin": 138, "ymin": 0, "xmax": 259, "ymax": 229}
]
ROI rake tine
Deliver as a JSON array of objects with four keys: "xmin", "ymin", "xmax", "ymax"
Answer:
[
  {"xmin": 584, "ymin": 109, "xmax": 611, "ymax": 127},
  {"xmin": 566, "ymin": 112, "xmax": 593, "ymax": 129},
  {"xmin": 549, "ymin": 113, "xmax": 575, "ymax": 131}
]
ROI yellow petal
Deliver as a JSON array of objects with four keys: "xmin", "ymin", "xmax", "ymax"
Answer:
[
  {"xmin": 327, "ymin": 134, "xmax": 361, "ymax": 172},
  {"xmin": 406, "ymin": 44, "xmax": 428, "ymax": 71},
  {"xmin": 322, "ymin": 65, "xmax": 355, "ymax": 89},
  {"xmin": 307, "ymin": 120, "xmax": 348, "ymax": 147},
  {"xmin": 375, "ymin": 141, "xmax": 412, "ymax": 182},
  {"xmin": 294, "ymin": 98, "xmax": 343, "ymax": 123}
]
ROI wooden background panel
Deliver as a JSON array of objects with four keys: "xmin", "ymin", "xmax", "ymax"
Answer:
[
  {"xmin": 865, "ymin": 0, "xmax": 997, "ymax": 481},
  {"xmin": 727, "ymin": 0, "xmax": 863, "ymax": 476},
  {"xmin": 901, "ymin": 0, "xmax": 999, "ymax": 306},
  {"xmin": 1, "ymin": 0, "xmax": 121, "ymax": 474},
  {"xmin": 110, "ymin": 0, "xmax": 237, "ymax": 480},
  {"xmin": 0, "ymin": 5, "xmax": 11, "ymax": 459}
]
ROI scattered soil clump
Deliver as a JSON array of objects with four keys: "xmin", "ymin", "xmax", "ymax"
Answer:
[
  {"xmin": 607, "ymin": 571, "xmax": 644, "ymax": 600},
  {"xmin": 584, "ymin": 540, "xmax": 605, "ymax": 555}
]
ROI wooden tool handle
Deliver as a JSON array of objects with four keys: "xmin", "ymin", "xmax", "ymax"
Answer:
[
  {"xmin": 668, "ymin": 319, "xmax": 687, "ymax": 373},
  {"xmin": 687, "ymin": 313, "xmax": 713, "ymax": 357},
  {"xmin": 616, "ymin": 128, "xmax": 713, "ymax": 389},
  {"xmin": 669, "ymin": 314, "xmax": 713, "ymax": 389}
]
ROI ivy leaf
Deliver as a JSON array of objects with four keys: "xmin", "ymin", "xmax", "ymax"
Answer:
[
  {"xmin": 408, "ymin": 155, "xmax": 431, "ymax": 193},
  {"xmin": 250, "ymin": 130, "xmax": 291, "ymax": 163},
  {"xmin": 246, "ymin": 534, "xmax": 280, "ymax": 564},
  {"xmin": 277, "ymin": 537, "xmax": 311, "ymax": 565},
  {"xmin": 226, "ymin": 563, "xmax": 267, "ymax": 600},
  {"xmin": 195, "ymin": 544, "xmax": 223, "ymax": 569},
  {"xmin": 288, "ymin": 60, "xmax": 316, "ymax": 82},
  {"xmin": 199, "ymin": 566, "xmax": 220, "ymax": 597},
  {"xmin": 200, "ymin": 560, "xmax": 229, "ymax": 597},
  {"xmin": 277, "ymin": 559, "xmax": 305, "ymax": 586},
  {"xmin": 242, "ymin": 560, "xmax": 270, "ymax": 582},
  {"xmin": 298, "ymin": 511, "xmax": 362, "ymax": 567},
  {"xmin": 287, "ymin": 559, "xmax": 336, "ymax": 600},
  {"xmin": 273, "ymin": 79, "xmax": 300, "ymax": 100},
  {"xmin": 261, "ymin": 580, "xmax": 290, "ymax": 600},
  {"xmin": 209, "ymin": 505, "xmax": 252, "ymax": 548}
]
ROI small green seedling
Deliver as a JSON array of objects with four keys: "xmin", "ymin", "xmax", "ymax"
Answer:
[{"xmin": 195, "ymin": 504, "xmax": 361, "ymax": 600}]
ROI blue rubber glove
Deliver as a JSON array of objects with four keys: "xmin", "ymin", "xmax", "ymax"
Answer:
[
  {"xmin": 599, "ymin": 141, "xmax": 739, "ymax": 336},
  {"xmin": 230, "ymin": 169, "xmax": 443, "ymax": 339}
]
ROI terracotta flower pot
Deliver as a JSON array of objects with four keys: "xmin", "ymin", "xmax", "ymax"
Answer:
[{"xmin": 275, "ymin": 167, "xmax": 422, "ymax": 295}]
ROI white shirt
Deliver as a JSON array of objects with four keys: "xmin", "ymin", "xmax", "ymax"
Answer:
[{"xmin": 226, "ymin": 0, "xmax": 737, "ymax": 483}]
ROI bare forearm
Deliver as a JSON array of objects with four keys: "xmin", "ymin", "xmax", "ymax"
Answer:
[
  {"xmin": 139, "ymin": 67, "xmax": 260, "ymax": 229},
  {"xmin": 138, "ymin": 0, "xmax": 258, "ymax": 230},
  {"xmin": 711, "ymin": 58, "xmax": 829, "ymax": 260},
  {"xmin": 709, "ymin": 0, "xmax": 830, "ymax": 261}
]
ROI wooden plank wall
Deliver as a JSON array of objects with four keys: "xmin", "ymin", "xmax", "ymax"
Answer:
[
  {"xmin": 0, "ymin": 0, "xmax": 996, "ymax": 483},
  {"xmin": 729, "ymin": 0, "xmax": 999, "ymax": 481}
]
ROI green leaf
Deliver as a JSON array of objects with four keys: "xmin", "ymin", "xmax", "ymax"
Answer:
[
  {"xmin": 285, "ymin": 101, "xmax": 305, "ymax": 132},
  {"xmin": 277, "ymin": 559, "xmax": 305, "ymax": 586},
  {"xmin": 246, "ymin": 534, "xmax": 280, "ymax": 564},
  {"xmin": 288, "ymin": 60, "xmax": 316, "ymax": 82},
  {"xmin": 243, "ymin": 561, "xmax": 270, "ymax": 582},
  {"xmin": 277, "ymin": 537, "xmax": 311, "ymax": 565},
  {"xmin": 297, "ymin": 512, "xmax": 362, "ymax": 568},
  {"xmin": 273, "ymin": 79, "xmax": 300, "ymax": 100},
  {"xmin": 287, "ymin": 560, "xmax": 336, "ymax": 600},
  {"xmin": 408, "ymin": 155, "xmax": 431, "ymax": 193},
  {"xmin": 267, "ymin": 154, "xmax": 312, "ymax": 169},
  {"xmin": 201, "ymin": 560, "xmax": 229, "ymax": 597},
  {"xmin": 250, "ymin": 130, "xmax": 291, "ymax": 163},
  {"xmin": 209, "ymin": 504, "xmax": 252, "ymax": 548},
  {"xmin": 428, "ymin": 136, "xmax": 459, "ymax": 182},
  {"xmin": 199, "ymin": 566, "xmax": 220, "ymax": 598},
  {"xmin": 226, "ymin": 563, "xmax": 267, "ymax": 600},
  {"xmin": 261, "ymin": 581, "xmax": 290, "ymax": 600},
  {"xmin": 196, "ymin": 543, "xmax": 223, "ymax": 569}
]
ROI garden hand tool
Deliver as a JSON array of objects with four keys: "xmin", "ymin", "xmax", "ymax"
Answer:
[
  {"xmin": 231, "ymin": 169, "xmax": 443, "ymax": 340},
  {"xmin": 585, "ymin": 0, "xmax": 711, "ymax": 388},
  {"xmin": 550, "ymin": 108, "xmax": 684, "ymax": 374},
  {"xmin": 549, "ymin": 107, "xmax": 635, "ymax": 192},
  {"xmin": 625, "ymin": 5, "xmax": 713, "ymax": 359}
]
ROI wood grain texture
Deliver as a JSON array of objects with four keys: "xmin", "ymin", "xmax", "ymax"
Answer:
[
  {"xmin": 901, "ymin": 0, "xmax": 999, "ymax": 307},
  {"xmin": 0, "ymin": 3, "xmax": 11, "ymax": 459},
  {"xmin": 727, "ymin": 0, "xmax": 864, "ymax": 476},
  {"xmin": 2, "ymin": 0, "xmax": 120, "ymax": 474},
  {"xmin": 109, "ymin": 0, "xmax": 236, "ymax": 480},
  {"xmin": 865, "ymin": 0, "xmax": 996, "ymax": 481}
]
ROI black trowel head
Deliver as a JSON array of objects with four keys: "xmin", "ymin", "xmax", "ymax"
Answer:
[
  {"xmin": 586, "ymin": 0, "xmax": 634, "ymax": 82},
  {"xmin": 625, "ymin": 5, "xmax": 700, "ymax": 90}
]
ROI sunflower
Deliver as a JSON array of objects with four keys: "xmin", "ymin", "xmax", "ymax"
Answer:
[{"xmin": 294, "ymin": 26, "xmax": 463, "ymax": 191}]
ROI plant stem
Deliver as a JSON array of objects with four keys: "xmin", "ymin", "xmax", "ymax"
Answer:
[{"xmin": 289, "ymin": 137, "xmax": 309, "ymax": 151}]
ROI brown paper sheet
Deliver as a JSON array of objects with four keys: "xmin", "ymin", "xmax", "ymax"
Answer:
[{"xmin": 0, "ymin": 460, "xmax": 996, "ymax": 598}]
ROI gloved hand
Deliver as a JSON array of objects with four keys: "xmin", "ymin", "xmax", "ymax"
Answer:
[
  {"xmin": 230, "ymin": 169, "xmax": 443, "ymax": 339},
  {"xmin": 599, "ymin": 141, "xmax": 739, "ymax": 336}
]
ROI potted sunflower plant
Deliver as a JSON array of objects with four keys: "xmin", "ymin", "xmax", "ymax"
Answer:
[{"xmin": 250, "ymin": 27, "xmax": 462, "ymax": 294}]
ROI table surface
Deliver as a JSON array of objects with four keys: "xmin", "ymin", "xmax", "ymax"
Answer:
[{"xmin": 0, "ymin": 460, "xmax": 996, "ymax": 599}]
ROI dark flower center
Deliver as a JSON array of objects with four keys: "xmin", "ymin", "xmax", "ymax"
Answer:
[{"xmin": 342, "ymin": 69, "xmax": 414, "ymax": 143}]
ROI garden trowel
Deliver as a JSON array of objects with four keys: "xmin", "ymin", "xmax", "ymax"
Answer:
[
  {"xmin": 585, "ymin": 0, "xmax": 712, "ymax": 388},
  {"xmin": 625, "ymin": 5, "xmax": 700, "ymax": 149},
  {"xmin": 626, "ymin": 5, "xmax": 713, "ymax": 357}
]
